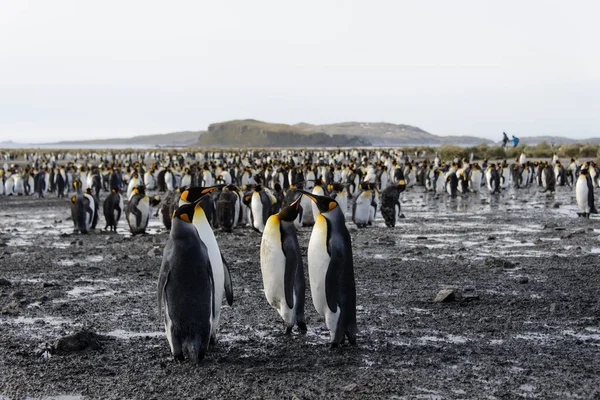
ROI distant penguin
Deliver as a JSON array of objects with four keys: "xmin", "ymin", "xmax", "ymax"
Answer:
[
  {"xmin": 352, "ymin": 182, "xmax": 372, "ymax": 228},
  {"xmin": 159, "ymin": 190, "xmax": 180, "ymax": 230},
  {"xmin": 486, "ymin": 165, "xmax": 500, "ymax": 194},
  {"xmin": 13, "ymin": 175, "xmax": 24, "ymax": 196},
  {"xmin": 542, "ymin": 163, "xmax": 555, "ymax": 193},
  {"xmin": 85, "ymin": 188, "xmax": 100, "ymax": 229},
  {"xmin": 165, "ymin": 169, "xmax": 175, "ymax": 191},
  {"xmin": 127, "ymin": 172, "xmax": 142, "ymax": 200},
  {"xmin": 301, "ymin": 191, "xmax": 357, "ymax": 348},
  {"xmin": 469, "ymin": 165, "xmax": 482, "ymax": 193},
  {"xmin": 328, "ymin": 183, "xmax": 348, "ymax": 218},
  {"xmin": 103, "ymin": 188, "xmax": 124, "ymax": 232},
  {"xmin": 216, "ymin": 185, "xmax": 240, "ymax": 232},
  {"xmin": 70, "ymin": 181, "xmax": 94, "ymax": 234},
  {"xmin": 126, "ymin": 185, "xmax": 150, "ymax": 234},
  {"xmin": 576, "ymin": 167, "xmax": 597, "ymax": 218},
  {"xmin": 250, "ymin": 185, "xmax": 272, "ymax": 233},
  {"xmin": 144, "ymin": 170, "xmax": 156, "ymax": 190},
  {"xmin": 260, "ymin": 196, "xmax": 306, "ymax": 334},
  {"xmin": 446, "ymin": 172, "xmax": 458, "ymax": 197},
  {"xmin": 311, "ymin": 179, "xmax": 328, "ymax": 223},
  {"xmin": 381, "ymin": 179, "xmax": 406, "ymax": 227},
  {"xmin": 157, "ymin": 202, "xmax": 214, "ymax": 362},
  {"xmin": 282, "ymin": 188, "xmax": 304, "ymax": 229}
]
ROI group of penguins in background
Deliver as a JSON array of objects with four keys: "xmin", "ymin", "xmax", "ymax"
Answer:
[{"xmin": 2, "ymin": 148, "xmax": 600, "ymax": 362}]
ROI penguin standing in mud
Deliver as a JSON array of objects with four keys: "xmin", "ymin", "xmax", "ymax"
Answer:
[
  {"xmin": 70, "ymin": 181, "xmax": 94, "ymax": 234},
  {"xmin": 126, "ymin": 185, "xmax": 150, "ymax": 234},
  {"xmin": 300, "ymin": 191, "xmax": 357, "ymax": 348},
  {"xmin": 576, "ymin": 167, "xmax": 597, "ymax": 218},
  {"xmin": 85, "ymin": 188, "xmax": 100, "ymax": 229},
  {"xmin": 157, "ymin": 202, "xmax": 214, "ymax": 362},
  {"xmin": 380, "ymin": 179, "xmax": 406, "ymax": 227},
  {"xmin": 446, "ymin": 172, "xmax": 458, "ymax": 197},
  {"xmin": 188, "ymin": 191, "xmax": 234, "ymax": 342},
  {"xmin": 250, "ymin": 185, "xmax": 272, "ymax": 233},
  {"xmin": 216, "ymin": 185, "xmax": 240, "ymax": 232},
  {"xmin": 260, "ymin": 196, "xmax": 306, "ymax": 334},
  {"xmin": 352, "ymin": 182, "xmax": 372, "ymax": 228},
  {"xmin": 103, "ymin": 188, "xmax": 124, "ymax": 231}
]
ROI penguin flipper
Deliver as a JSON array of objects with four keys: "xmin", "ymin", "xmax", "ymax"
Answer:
[
  {"xmin": 220, "ymin": 254, "xmax": 234, "ymax": 306},
  {"xmin": 280, "ymin": 232, "xmax": 299, "ymax": 310}
]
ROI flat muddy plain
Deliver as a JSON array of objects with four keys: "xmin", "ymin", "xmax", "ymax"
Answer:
[{"xmin": 0, "ymin": 186, "xmax": 599, "ymax": 399}]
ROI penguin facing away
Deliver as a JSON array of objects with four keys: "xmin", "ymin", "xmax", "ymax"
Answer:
[
  {"xmin": 103, "ymin": 188, "xmax": 123, "ymax": 232},
  {"xmin": 300, "ymin": 190, "xmax": 358, "ymax": 348},
  {"xmin": 260, "ymin": 195, "xmax": 307, "ymax": 334},
  {"xmin": 70, "ymin": 181, "xmax": 94, "ymax": 234},
  {"xmin": 157, "ymin": 202, "xmax": 213, "ymax": 362},
  {"xmin": 126, "ymin": 185, "xmax": 150, "ymax": 234}
]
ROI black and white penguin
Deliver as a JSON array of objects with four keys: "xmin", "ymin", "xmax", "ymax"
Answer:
[
  {"xmin": 103, "ymin": 188, "xmax": 124, "ymax": 232},
  {"xmin": 84, "ymin": 188, "xmax": 100, "ymax": 229},
  {"xmin": 250, "ymin": 185, "xmax": 273, "ymax": 233},
  {"xmin": 300, "ymin": 191, "xmax": 357, "ymax": 348},
  {"xmin": 216, "ymin": 185, "xmax": 240, "ymax": 232},
  {"xmin": 380, "ymin": 179, "xmax": 406, "ymax": 227},
  {"xmin": 446, "ymin": 172, "xmax": 458, "ymax": 197},
  {"xmin": 179, "ymin": 186, "xmax": 221, "ymax": 229},
  {"xmin": 70, "ymin": 181, "xmax": 94, "ymax": 234},
  {"xmin": 260, "ymin": 196, "xmax": 306, "ymax": 334},
  {"xmin": 576, "ymin": 167, "xmax": 597, "ymax": 218},
  {"xmin": 541, "ymin": 162, "xmax": 555, "ymax": 193},
  {"xmin": 188, "ymin": 191, "xmax": 234, "ymax": 342},
  {"xmin": 352, "ymin": 182, "xmax": 372, "ymax": 228},
  {"xmin": 126, "ymin": 185, "xmax": 150, "ymax": 234},
  {"xmin": 157, "ymin": 202, "xmax": 213, "ymax": 362}
]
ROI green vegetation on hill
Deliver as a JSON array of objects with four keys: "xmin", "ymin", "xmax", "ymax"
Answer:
[{"xmin": 437, "ymin": 142, "xmax": 600, "ymax": 161}]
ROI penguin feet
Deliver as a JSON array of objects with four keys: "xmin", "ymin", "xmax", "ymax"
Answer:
[
  {"xmin": 297, "ymin": 322, "xmax": 307, "ymax": 334},
  {"xmin": 209, "ymin": 336, "xmax": 217, "ymax": 346},
  {"xmin": 285, "ymin": 326, "xmax": 293, "ymax": 336}
]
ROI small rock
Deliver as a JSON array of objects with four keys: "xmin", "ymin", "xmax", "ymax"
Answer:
[
  {"xmin": 10, "ymin": 290, "xmax": 25, "ymax": 299},
  {"xmin": 434, "ymin": 288, "xmax": 460, "ymax": 303},
  {"xmin": 462, "ymin": 294, "xmax": 480, "ymax": 302},
  {"xmin": 42, "ymin": 282, "xmax": 59, "ymax": 288},
  {"xmin": 0, "ymin": 278, "xmax": 11, "ymax": 286},
  {"xmin": 73, "ymin": 262, "xmax": 81, "ymax": 268},
  {"xmin": 518, "ymin": 276, "xmax": 529, "ymax": 284},
  {"xmin": 416, "ymin": 236, "xmax": 427, "ymax": 240},
  {"xmin": 77, "ymin": 239, "xmax": 84, "ymax": 246},
  {"xmin": 552, "ymin": 202, "xmax": 561, "ymax": 209},
  {"xmin": 554, "ymin": 227, "xmax": 566, "ymax": 231},
  {"xmin": 399, "ymin": 214, "xmax": 406, "ymax": 219},
  {"xmin": 53, "ymin": 329, "xmax": 107, "ymax": 354},
  {"xmin": 487, "ymin": 236, "xmax": 496, "ymax": 241},
  {"xmin": 2, "ymin": 300, "xmax": 22, "ymax": 315},
  {"xmin": 342, "ymin": 383, "xmax": 357, "ymax": 392},
  {"xmin": 549, "ymin": 303, "xmax": 556, "ymax": 313},
  {"xmin": 147, "ymin": 247, "xmax": 162, "ymax": 257}
]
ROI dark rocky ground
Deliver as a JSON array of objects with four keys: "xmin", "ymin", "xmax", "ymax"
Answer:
[{"xmin": 0, "ymin": 186, "xmax": 599, "ymax": 399}]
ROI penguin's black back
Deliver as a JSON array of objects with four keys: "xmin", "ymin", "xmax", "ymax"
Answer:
[{"xmin": 216, "ymin": 190, "xmax": 237, "ymax": 232}]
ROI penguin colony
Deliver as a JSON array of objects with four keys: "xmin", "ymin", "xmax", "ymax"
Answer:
[{"xmin": 1, "ymin": 148, "xmax": 598, "ymax": 362}]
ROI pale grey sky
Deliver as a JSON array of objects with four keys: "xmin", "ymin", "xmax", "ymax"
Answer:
[{"xmin": 1, "ymin": 0, "xmax": 599, "ymax": 143}]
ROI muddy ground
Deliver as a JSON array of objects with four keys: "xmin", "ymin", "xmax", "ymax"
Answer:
[{"xmin": 0, "ymin": 186, "xmax": 599, "ymax": 399}]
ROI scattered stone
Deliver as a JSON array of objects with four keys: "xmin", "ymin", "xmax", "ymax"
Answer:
[
  {"xmin": 462, "ymin": 294, "xmax": 480, "ymax": 302},
  {"xmin": 434, "ymin": 288, "xmax": 462, "ymax": 303},
  {"xmin": 42, "ymin": 282, "xmax": 59, "ymax": 288},
  {"xmin": 554, "ymin": 227, "xmax": 566, "ymax": 231},
  {"xmin": 2, "ymin": 300, "xmax": 22, "ymax": 315},
  {"xmin": 0, "ymin": 278, "xmax": 11, "ymax": 286},
  {"xmin": 147, "ymin": 247, "xmax": 162, "ymax": 257},
  {"xmin": 487, "ymin": 236, "xmax": 496, "ymax": 241},
  {"xmin": 342, "ymin": 383, "xmax": 358, "ymax": 392},
  {"xmin": 484, "ymin": 257, "xmax": 515, "ymax": 269},
  {"xmin": 399, "ymin": 214, "xmax": 406, "ymax": 219},
  {"xmin": 549, "ymin": 303, "xmax": 556, "ymax": 313},
  {"xmin": 416, "ymin": 236, "xmax": 427, "ymax": 240},
  {"xmin": 53, "ymin": 329, "xmax": 107, "ymax": 354},
  {"xmin": 552, "ymin": 202, "xmax": 561, "ymax": 209},
  {"xmin": 518, "ymin": 276, "xmax": 529, "ymax": 284},
  {"xmin": 10, "ymin": 290, "xmax": 25, "ymax": 299}
]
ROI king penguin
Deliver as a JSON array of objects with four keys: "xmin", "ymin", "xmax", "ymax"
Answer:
[
  {"xmin": 157, "ymin": 202, "xmax": 213, "ymax": 362},
  {"xmin": 352, "ymin": 182, "xmax": 372, "ymax": 228},
  {"xmin": 103, "ymin": 188, "xmax": 124, "ymax": 232},
  {"xmin": 250, "ymin": 185, "xmax": 273, "ymax": 233},
  {"xmin": 260, "ymin": 196, "xmax": 307, "ymax": 334},
  {"xmin": 187, "ymin": 188, "xmax": 234, "ymax": 342},
  {"xmin": 300, "ymin": 190, "xmax": 358, "ymax": 348},
  {"xmin": 126, "ymin": 185, "xmax": 150, "ymax": 234},
  {"xmin": 576, "ymin": 167, "xmax": 597, "ymax": 218},
  {"xmin": 380, "ymin": 179, "xmax": 406, "ymax": 227},
  {"xmin": 70, "ymin": 180, "xmax": 94, "ymax": 234}
]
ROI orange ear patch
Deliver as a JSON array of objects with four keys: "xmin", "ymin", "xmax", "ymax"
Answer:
[
  {"xmin": 71, "ymin": 196, "xmax": 76, "ymax": 203},
  {"xmin": 179, "ymin": 213, "xmax": 191, "ymax": 223}
]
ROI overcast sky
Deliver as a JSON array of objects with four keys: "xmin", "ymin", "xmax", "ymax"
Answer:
[{"xmin": 1, "ymin": 0, "xmax": 599, "ymax": 143}]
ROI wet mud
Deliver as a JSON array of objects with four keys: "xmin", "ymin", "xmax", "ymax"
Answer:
[{"xmin": 0, "ymin": 186, "xmax": 599, "ymax": 399}]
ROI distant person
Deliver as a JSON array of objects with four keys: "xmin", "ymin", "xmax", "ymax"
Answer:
[
  {"xmin": 512, "ymin": 135, "xmax": 519, "ymax": 148},
  {"xmin": 502, "ymin": 132, "xmax": 509, "ymax": 147}
]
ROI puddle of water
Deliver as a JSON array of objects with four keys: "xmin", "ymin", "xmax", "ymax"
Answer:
[{"xmin": 104, "ymin": 329, "xmax": 165, "ymax": 340}]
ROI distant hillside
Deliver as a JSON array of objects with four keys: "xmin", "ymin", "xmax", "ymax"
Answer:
[
  {"xmin": 46, "ymin": 130, "xmax": 205, "ymax": 147},
  {"xmin": 294, "ymin": 122, "xmax": 494, "ymax": 145},
  {"xmin": 197, "ymin": 119, "xmax": 371, "ymax": 148},
  {"xmin": 518, "ymin": 136, "xmax": 600, "ymax": 145}
]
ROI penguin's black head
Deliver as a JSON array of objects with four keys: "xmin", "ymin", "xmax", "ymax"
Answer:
[
  {"xmin": 278, "ymin": 196, "xmax": 302, "ymax": 222},
  {"xmin": 133, "ymin": 185, "xmax": 146, "ymax": 196},
  {"xmin": 299, "ymin": 191, "xmax": 338, "ymax": 213},
  {"xmin": 172, "ymin": 202, "xmax": 196, "ymax": 224},
  {"xmin": 180, "ymin": 185, "xmax": 220, "ymax": 203}
]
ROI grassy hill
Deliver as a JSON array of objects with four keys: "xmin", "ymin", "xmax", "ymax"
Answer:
[
  {"xmin": 294, "ymin": 122, "xmax": 494, "ymax": 145},
  {"xmin": 196, "ymin": 119, "xmax": 371, "ymax": 147}
]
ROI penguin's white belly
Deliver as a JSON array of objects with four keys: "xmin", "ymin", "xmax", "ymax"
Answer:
[
  {"xmin": 576, "ymin": 179, "xmax": 589, "ymax": 213},
  {"xmin": 308, "ymin": 215, "xmax": 340, "ymax": 333},
  {"xmin": 13, "ymin": 178, "xmax": 24, "ymax": 194},
  {"xmin": 471, "ymin": 173, "xmax": 481, "ymax": 192},
  {"xmin": 130, "ymin": 198, "xmax": 150, "ymax": 230},
  {"xmin": 300, "ymin": 196, "xmax": 314, "ymax": 225},
  {"xmin": 260, "ymin": 218, "xmax": 295, "ymax": 325},
  {"xmin": 165, "ymin": 173, "xmax": 174, "ymax": 191},
  {"xmin": 337, "ymin": 193, "xmax": 348, "ymax": 218},
  {"xmin": 180, "ymin": 175, "xmax": 191, "ymax": 188},
  {"xmin": 144, "ymin": 173, "xmax": 155, "ymax": 189},
  {"xmin": 127, "ymin": 179, "xmax": 140, "ymax": 200},
  {"xmin": 251, "ymin": 194, "xmax": 265, "ymax": 232},
  {"xmin": 354, "ymin": 194, "xmax": 371, "ymax": 225},
  {"xmin": 192, "ymin": 212, "xmax": 225, "ymax": 336},
  {"xmin": 311, "ymin": 187, "xmax": 325, "ymax": 222}
]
